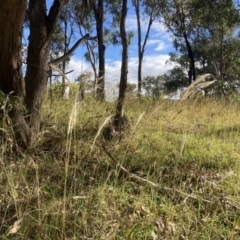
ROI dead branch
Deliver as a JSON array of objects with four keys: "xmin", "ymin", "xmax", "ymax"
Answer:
[
  {"xmin": 49, "ymin": 64, "xmax": 71, "ymax": 83},
  {"xmin": 100, "ymin": 145, "xmax": 214, "ymax": 204},
  {"xmin": 50, "ymin": 69, "xmax": 74, "ymax": 77}
]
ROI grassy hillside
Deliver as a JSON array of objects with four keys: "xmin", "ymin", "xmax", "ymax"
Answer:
[{"xmin": 1, "ymin": 96, "xmax": 240, "ymax": 239}]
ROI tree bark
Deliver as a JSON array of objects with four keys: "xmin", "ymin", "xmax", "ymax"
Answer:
[
  {"xmin": 92, "ymin": 0, "xmax": 105, "ymax": 101},
  {"xmin": 134, "ymin": 0, "xmax": 142, "ymax": 97},
  {"xmin": 85, "ymin": 42, "xmax": 98, "ymax": 95},
  {"xmin": 134, "ymin": 0, "xmax": 156, "ymax": 97},
  {"xmin": 183, "ymin": 32, "xmax": 196, "ymax": 84},
  {"xmin": 62, "ymin": 17, "xmax": 68, "ymax": 96},
  {"xmin": 163, "ymin": 0, "xmax": 196, "ymax": 85},
  {"xmin": 0, "ymin": 0, "xmax": 31, "ymax": 148},
  {"xmin": 50, "ymin": 34, "xmax": 94, "ymax": 65},
  {"xmin": 25, "ymin": 0, "xmax": 65, "ymax": 139},
  {"xmin": 114, "ymin": 0, "xmax": 128, "ymax": 133}
]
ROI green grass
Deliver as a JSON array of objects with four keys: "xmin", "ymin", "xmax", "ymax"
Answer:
[{"xmin": 1, "ymin": 95, "xmax": 240, "ymax": 239}]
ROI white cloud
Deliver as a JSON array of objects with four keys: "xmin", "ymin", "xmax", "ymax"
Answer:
[
  {"xmin": 146, "ymin": 39, "xmax": 166, "ymax": 51},
  {"xmin": 105, "ymin": 60, "xmax": 122, "ymax": 82},
  {"xmin": 155, "ymin": 42, "xmax": 166, "ymax": 51},
  {"xmin": 126, "ymin": 14, "xmax": 167, "ymax": 36},
  {"xmin": 151, "ymin": 19, "xmax": 168, "ymax": 36},
  {"xmin": 146, "ymin": 39, "xmax": 161, "ymax": 45},
  {"xmin": 105, "ymin": 54, "xmax": 171, "ymax": 84},
  {"xmin": 126, "ymin": 15, "xmax": 138, "ymax": 32},
  {"xmin": 64, "ymin": 53, "xmax": 172, "ymax": 101},
  {"xmin": 66, "ymin": 54, "xmax": 171, "ymax": 85},
  {"xmin": 65, "ymin": 57, "xmax": 92, "ymax": 82},
  {"xmin": 134, "ymin": 54, "xmax": 171, "ymax": 79}
]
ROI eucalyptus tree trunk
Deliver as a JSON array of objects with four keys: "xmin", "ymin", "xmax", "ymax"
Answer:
[
  {"xmin": 62, "ymin": 18, "xmax": 68, "ymax": 96},
  {"xmin": 133, "ymin": 0, "xmax": 157, "ymax": 97},
  {"xmin": 183, "ymin": 32, "xmax": 196, "ymax": 85},
  {"xmin": 134, "ymin": 0, "xmax": 143, "ymax": 97},
  {"xmin": 113, "ymin": 0, "xmax": 128, "ymax": 133},
  {"xmin": 0, "ymin": 0, "xmax": 88, "ymax": 149},
  {"xmin": 25, "ymin": 0, "xmax": 65, "ymax": 140},
  {"xmin": 92, "ymin": 0, "xmax": 105, "ymax": 101},
  {"xmin": 0, "ymin": 0, "xmax": 31, "ymax": 148}
]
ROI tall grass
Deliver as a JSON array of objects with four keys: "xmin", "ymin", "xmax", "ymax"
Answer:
[{"xmin": 1, "ymin": 96, "xmax": 240, "ymax": 239}]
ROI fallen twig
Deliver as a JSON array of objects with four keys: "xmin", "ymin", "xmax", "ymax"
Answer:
[{"xmin": 100, "ymin": 145, "xmax": 214, "ymax": 204}]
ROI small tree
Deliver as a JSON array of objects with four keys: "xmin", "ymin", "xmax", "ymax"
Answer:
[
  {"xmin": 113, "ymin": 0, "xmax": 129, "ymax": 135},
  {"xmin": 142, "ymin": 75, "xmax": 166, "ymax": 97},
  {"xmin": 133, "ymin": 0, "xmax": 161, "ymax": 96}
]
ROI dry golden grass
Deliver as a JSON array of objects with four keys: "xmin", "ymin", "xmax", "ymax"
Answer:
[{"xmin": 1, "ymin": 95, "xmax": 240, "ymax": 239}]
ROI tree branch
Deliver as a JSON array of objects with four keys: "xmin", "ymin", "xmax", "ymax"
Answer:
[
  {"xmin": 50, "ymin": 34, "xmax": 97, "ymax": 65},
  {"xmin": 141, "ymin": 5, "xmax": 159, "ymax": 57},
  {"xmin": 48, "ymin": 63, "xmax": 71, "ymax": 82},
  {"xmin": 47, "ymin": 0, "xmax": 66, "ymax": 36}
]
